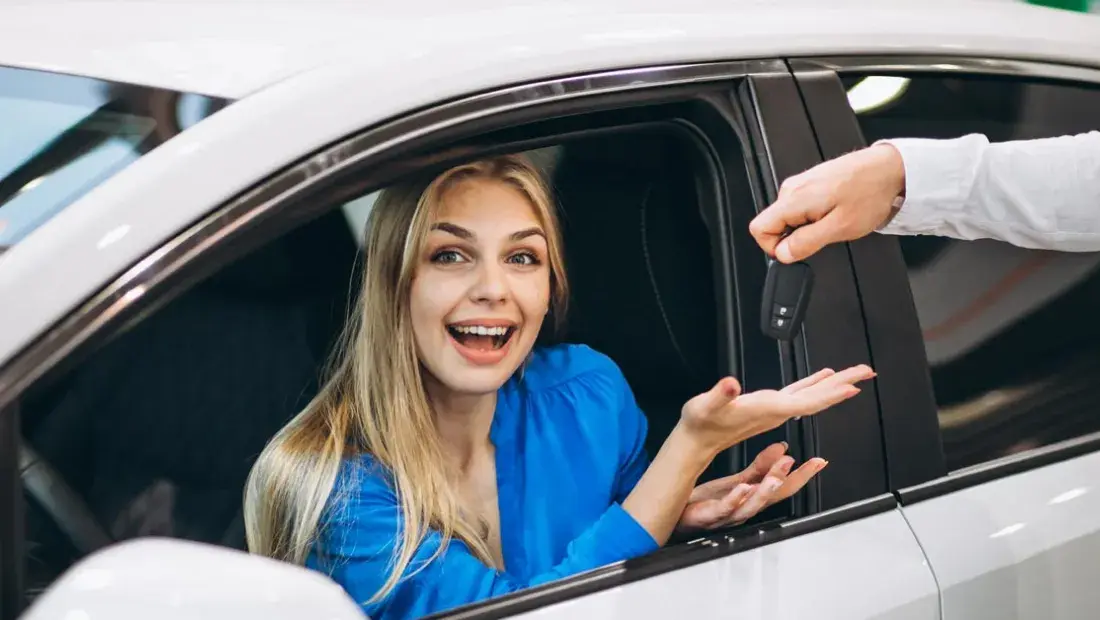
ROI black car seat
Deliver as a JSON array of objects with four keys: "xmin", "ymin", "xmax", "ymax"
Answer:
[
  {"xmin": 21, "ymin": 208, "xmax": 359, "ymax": 591},
  {"xmin": 550, "ymin": 130, "xmax": 724, "ymax": 476}
]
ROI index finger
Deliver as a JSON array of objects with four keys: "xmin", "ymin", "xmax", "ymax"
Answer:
[{"xmin": 772, "ymin": 458, "xmax": 827, "ymax": 503}]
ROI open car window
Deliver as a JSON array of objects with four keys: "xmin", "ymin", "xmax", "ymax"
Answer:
[{"xmin": 0, "ymin": 66, "xmax": 227, "ymax": 251}]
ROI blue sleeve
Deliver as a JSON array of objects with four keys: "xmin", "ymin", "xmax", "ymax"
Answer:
[
  {"xmin": 609, "ymin": 365, "xmax": 651, "ymax": 503},
  {"xmin": 317, "ymin": 474, "xmax": 658, "ymax": 620}
]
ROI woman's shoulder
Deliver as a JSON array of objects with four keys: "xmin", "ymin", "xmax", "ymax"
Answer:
[
  {"xmin": 520, "ymin": 343, "xmax": 628, "ymax": 394},
  {"xmin": 329, "ymin": 453, "xmax": 396, "ymax": 505},
  {"xmin": 515, "ymin": 344, "xmax": 646, "ymax": 450}
]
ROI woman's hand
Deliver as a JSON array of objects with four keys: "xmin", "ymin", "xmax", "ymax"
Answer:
[
  {"xmin": 677, "ymin": 442, "xmax": 825, "ymax": 531},
  {"xmin": 620, "ymin": 366, "xmax": 871, "ymax": 546},
  {"xmin": 677, "ymin": 366, "xmax": 874, "ymax": 459}
]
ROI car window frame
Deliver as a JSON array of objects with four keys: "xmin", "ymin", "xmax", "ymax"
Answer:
[
  {"xmin": 0, "ymin": 58, "xmax": 891, "ymax": 619},
  {"xmin": 790, "ymin": 54, "xmax": 1100, "ymax": 503},
  {"xmin": 738, "ymin": 69, "xmax": 889, "ymax": 512},
  {"xmin": 0, "ymin": 400, "xmax": 20, "ymax": 620},
  {"xmin": 0, "ymin": 64, "xmax": 230, "ymax": 253}
]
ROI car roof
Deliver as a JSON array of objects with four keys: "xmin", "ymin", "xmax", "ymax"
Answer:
[{"xmin": 2, "ymin": 0, "xmax": 1100, "ymax": 99}]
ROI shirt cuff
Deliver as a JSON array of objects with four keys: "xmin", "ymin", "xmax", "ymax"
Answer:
[
  {"xmin": 874, "ymin": 135, "xmax": 987, "ymax": 236},
  {"xmin": 598, "ymin": 502, "xmax": 660, "ymax": 561}
]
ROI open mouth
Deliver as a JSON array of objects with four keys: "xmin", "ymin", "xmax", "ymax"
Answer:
[{"xmin": 446, "ymin": 324, "xmax": 517, "ymax": 351}]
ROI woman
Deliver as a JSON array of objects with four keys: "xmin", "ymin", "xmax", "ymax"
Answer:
[{"xmin": 244, "ymin": 154, "xmax": 873, "ymax": 619}]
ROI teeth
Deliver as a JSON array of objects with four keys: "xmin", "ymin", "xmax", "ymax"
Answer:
[{"xmin": 452, "ymin": 325, "xmax": 510, "ymax": 336}]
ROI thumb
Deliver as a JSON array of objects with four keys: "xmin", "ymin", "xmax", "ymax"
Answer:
[
  {"xmin": 775, "ymin": 218, "xmax": 843, "ymax": 263},
  {"xmin": 684, "ymin": 376, "xmax": 742, "ymax": 417}
]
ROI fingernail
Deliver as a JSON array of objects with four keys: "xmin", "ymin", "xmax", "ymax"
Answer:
[
  {"xmin": 818, "ymin": 460, "xmax": 830, "ymax": 472},
  {"xmin": 780, "ymin": 441, "xmax": 789, "ymax": 451},
  {"xmin": 722, "ymin": 377, "xmax": 738, "ymax": 397}
]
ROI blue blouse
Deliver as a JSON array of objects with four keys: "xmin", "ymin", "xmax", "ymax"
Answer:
[{"xmin": 306, "ymin": 344, "xmax": 659, "ymax": 619}]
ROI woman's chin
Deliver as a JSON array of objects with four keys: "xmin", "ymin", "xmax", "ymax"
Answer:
[{"xmin": 424, "ymin": 346, "xmax": 531, "ymax": 396}]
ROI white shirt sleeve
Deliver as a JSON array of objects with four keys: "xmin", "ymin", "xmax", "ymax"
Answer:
[{"xmin": 876, "ymin": 131, "xmax": 1100, "ymax": 252}]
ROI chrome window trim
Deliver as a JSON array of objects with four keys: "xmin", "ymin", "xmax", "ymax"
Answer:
[
  {"xmin": 0, "ymin": 58, "xmax": 784, "ymax": 410},
  {"xmin": 790, "ymin": 55, "xmax": 1100, "ymax": 85},
  {"xmin": 899, "ymin": 428, "xmax": 1100, "ymax": 505}
]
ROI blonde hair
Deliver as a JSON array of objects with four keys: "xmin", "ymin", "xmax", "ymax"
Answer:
[{"xmin": 243, "ymin": 154, "xmax": 568, "ymax": 603}]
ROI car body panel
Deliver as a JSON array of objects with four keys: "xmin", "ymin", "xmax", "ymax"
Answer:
[
  {"xmin": 515, "ymin": 507, "xmax": 939, "ymax": 620},
  {"xmin": 18, "ymin": 538, "xmax": 367, "ymax": 620},
  {"xmin": 2, "ymin": 0, "xmax": 1100, "ymax": 99},
  {"xmin": 901, "ymin": 449, "xmax": 1100, "ymax": 619},
  {"xmin": 3, "ymin": 1, "xmax": 1100, "ymax": 370}
]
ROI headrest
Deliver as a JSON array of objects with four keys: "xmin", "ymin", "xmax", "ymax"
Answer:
[
  {"xmin": 551, "ymin": 132, "xmax": 719, "ymax": 399},
  {"xmin": 201, "ymin": 210, "xmax": 359, "ymax": 301}
]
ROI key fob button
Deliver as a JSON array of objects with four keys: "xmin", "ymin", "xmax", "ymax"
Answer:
[{"xmin": 761, "ymin": 260, "xmax": 814, "ymax": 341}]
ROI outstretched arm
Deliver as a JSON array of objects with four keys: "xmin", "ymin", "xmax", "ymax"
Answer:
[{"xmin": 750, "ymin": 131, "xmax": 1100, "ymax": 263}]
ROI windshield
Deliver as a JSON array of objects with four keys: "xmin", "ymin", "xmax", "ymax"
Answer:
[{"xmin": 0, "ymin": 66, "xmax": 228, "ymax": 252}]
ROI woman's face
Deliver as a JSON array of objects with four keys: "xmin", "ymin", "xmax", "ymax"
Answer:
[{"xmin": 410, "ymin": 177, "xmax": 552, "ymax": 397}]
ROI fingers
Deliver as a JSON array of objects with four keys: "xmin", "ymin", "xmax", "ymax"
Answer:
[
  {"xmin": 811, "ymin": 364, "xmax": 875, "ymax": 391},
  {"xmin": 772, "ymin": 458, "xmax": 828, "ymax": 502},
  {"xmin": 750, "ymin": 173, "xmax": 834, "ymax": 263},
  {"xmin": 681, "ymin": 483, "xmax": 755, "ymax": 529},
  {"xmin": 775, "ymin": 216, "xmax": 845, "ymax": 264},
  {"xmin": 689, "ymin": 442, "xmax": 790, "ymax": 504},
  {"xmin": 682, "ymin": 376, "xmax": 742, "ymax": 419},
  {"xmin": 749, "ymin": 144, "xmax": 906, "ymax": 263},
  {"xmin": 688, "ymin": 472, "xmax": 747, "ymax": 503},
  {"xmin": 743, "ymin": 442, "xmax": 788, "ymax": 480},
  {"xmin": 780, "ymin": 368, "xmax": 836, "ymax": 394},
  {"xmin": 691, "ymin": 456, "xmax": 828, "ymax": 530},
  {"xmin": 784, "ymin": 364, "xmax": 876, "ymax": 417},
  {"xmin": 730, "ymin": 459, "xmax": 791, "ymax": 523},
  {"xmin": 748, "ymin": 195, "xmax": 810, "ymax": 259}
]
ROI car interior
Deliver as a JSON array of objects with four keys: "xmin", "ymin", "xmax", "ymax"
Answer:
[{"xmin": 16, "ymin": 127, "xmax": 727, "ymax": 600}]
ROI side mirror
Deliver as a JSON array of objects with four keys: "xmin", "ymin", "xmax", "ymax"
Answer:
[{"xmin": 20, "ymin": 538, "xmax": 366, "ymax": 620}]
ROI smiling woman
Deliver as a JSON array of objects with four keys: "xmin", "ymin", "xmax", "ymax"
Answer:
[{"xmin": 240, "ymin": 151, "xmax": 873, "ymax": 620}]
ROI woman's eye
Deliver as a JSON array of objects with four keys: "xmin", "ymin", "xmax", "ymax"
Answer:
[
  {"xmin": 431, "ymin": 250, "xmax": 467, "ymax": 265},
  {"xmin": 507, "ymin": 252, "xmax": 541, "ymax": 266}
]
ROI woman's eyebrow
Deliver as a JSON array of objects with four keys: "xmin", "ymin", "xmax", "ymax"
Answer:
[
  {"xmin": 430, "ymin": 222, "xmax": 545, "ymax": 242},
  {"xmin": 431, "ymin": 222, "xmax": 474, "ymax": 240},
  {"xmin": 510, "ymin": 227, "xmax": 546, "ymax": 241}
]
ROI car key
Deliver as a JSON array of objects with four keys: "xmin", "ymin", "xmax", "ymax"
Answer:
[{"xmin": 760, "ymin": 258, "xmax": 814, "ymax": 341}]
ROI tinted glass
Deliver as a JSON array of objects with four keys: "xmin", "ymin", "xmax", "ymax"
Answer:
[
  {"xmin": 845, "ymin": 73, "xmax": 1100, "ymax": 471},
  {"xmin": 0, "ymin": 66, "xmax": 227, "ymax": 251}
]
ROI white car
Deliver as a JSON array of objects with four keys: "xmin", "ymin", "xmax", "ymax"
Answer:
[{"xmin": 3, "ymin": 0, "xmax": 1100, "ymax": 618}]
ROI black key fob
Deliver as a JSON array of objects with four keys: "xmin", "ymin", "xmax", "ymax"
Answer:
[{"xmin": 761, "ymin": 259, "xmax": 814, "ymax": 341}]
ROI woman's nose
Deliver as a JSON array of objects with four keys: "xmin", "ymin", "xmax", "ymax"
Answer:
[{"xmin": 470, "ymin": 261, "xmax": 508, "ymax": 304}]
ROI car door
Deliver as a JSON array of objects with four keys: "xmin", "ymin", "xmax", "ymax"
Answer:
[
  {"xmin": 481, "ymin": 69, "xmax": 940, "ymax": 620},
  {"xmin": 794, "ymin": 55, "xmax": 1100, "ymax": 619},
  {"xmin": 1, "ymin": 58, "xmax": 936, "ymax": 620}
]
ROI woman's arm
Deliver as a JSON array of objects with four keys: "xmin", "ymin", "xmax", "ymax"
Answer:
[
  {"xmin": 318, "ymin": 480, "xmax": 658, "ymax": 620},
  {"xmin": 322, "ymin": 362, "xmax": 872, "ymax": 618},
  {"xmin": 619, "ymin": 367, "xmax": 873, "ymax": 543}
]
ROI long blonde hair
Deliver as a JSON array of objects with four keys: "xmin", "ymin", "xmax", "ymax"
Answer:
[{"xmin": 243, "ymin": 154, "xmax": 568, "ymax": 602}]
